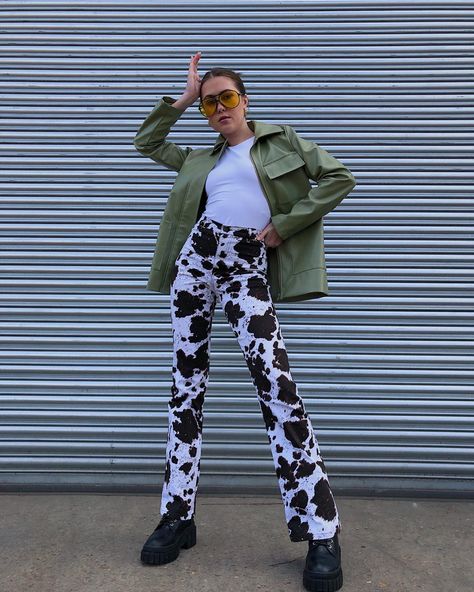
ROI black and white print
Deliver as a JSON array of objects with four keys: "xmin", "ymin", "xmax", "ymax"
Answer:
[{"xmin": 160, "ymin": 214, "xmax": 341, "ymax": 541}]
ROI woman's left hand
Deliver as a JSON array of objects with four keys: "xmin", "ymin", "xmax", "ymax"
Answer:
[{"xmin": 256, "ymin": 222, "xmax": 283, "ymax": 248}]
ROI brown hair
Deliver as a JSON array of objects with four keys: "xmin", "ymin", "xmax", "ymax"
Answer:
[{"xmin": 199, "ymin": 67, "xmax": 247, "ymax": 101}]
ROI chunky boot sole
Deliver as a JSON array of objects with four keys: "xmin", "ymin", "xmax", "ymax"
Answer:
[
  {"xmin": 302, "ymin": 547, "xmax": 343, "ymax": 592},
  {"xmin": 140, "ymin": 522, "xmax": 197, "ymax": 565}
]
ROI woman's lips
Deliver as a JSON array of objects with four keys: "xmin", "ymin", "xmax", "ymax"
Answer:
[{"xmin": 219, "ymin": 117, "xmax": 231, "ymax": 122}]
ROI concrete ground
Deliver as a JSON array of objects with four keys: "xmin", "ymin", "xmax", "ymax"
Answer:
[{"xmin": 1, "ymin": 493, "xmax": 473, "ymax": 592}]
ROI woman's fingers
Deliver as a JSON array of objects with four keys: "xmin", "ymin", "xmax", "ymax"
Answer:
[
  {"xmin": 191, "ymin": 51, "xmax": 201, "ymax": 67},
  {"xmin": 185, "ymin": 52, "xmax": 202, "ymax": 95},
  {"xmin": 189, "ymin": 59, "xmax": 197, "ymax": 76}
]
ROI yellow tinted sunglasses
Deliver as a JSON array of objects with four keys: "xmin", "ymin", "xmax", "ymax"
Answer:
[{"xmin": 198, "ymin": 89, "xmax": 244, "ymax": 118}]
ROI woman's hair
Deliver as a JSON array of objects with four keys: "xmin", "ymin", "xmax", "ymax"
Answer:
[{"xmin": 199, "ymin": 68, "xmax": 247, "ymax": 101}]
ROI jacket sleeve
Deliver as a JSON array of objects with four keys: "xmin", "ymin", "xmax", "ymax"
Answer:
[
  {"xmin": 270, "ymin": 125, "xmax": 357, "ymax": 241},
  {"xmin": 133, "ymin": 96, "xmax": 193, "ymax": 172}
]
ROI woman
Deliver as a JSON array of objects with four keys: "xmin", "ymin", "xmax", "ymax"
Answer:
[{"xmin": 136, "ymin": 51, "xmax": 355, "ymax": 592}]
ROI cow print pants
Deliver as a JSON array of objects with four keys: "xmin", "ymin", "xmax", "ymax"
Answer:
[{"xmin": 160, "ymin": 214, "xmax": 341, "ymax": 541}]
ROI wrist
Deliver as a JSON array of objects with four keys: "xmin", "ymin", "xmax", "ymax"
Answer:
[{"xmin": 173, "ymin": 95, "xmax": 196, "ymax": 111}]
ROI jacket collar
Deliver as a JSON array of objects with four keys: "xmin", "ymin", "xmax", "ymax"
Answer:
[{"xmin": 211, "ymin": 119, "xmax": 283, "ymax": 154}]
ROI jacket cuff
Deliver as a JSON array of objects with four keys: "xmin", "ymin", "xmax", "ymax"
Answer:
[
  {"xmin": 270, "ymin": 214, "xmax": 293, "ymax": 241},
  {"xmin": 133, "ymin": 96, "xmax": 187, "ymax": 149},
  {"xmin": 162, "ymin": 95, "xmax": 185, "ymax": 109},
  {"xmin": 158, "ymin": 95, "xmax": 188, "ymax": 117}
]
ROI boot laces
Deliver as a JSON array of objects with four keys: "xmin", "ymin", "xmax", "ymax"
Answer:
[
  {"xmin": 156, "ymin": 515, "xmax": 181, "ymax": 530},
  {"xmin": 309, "ymin": 536, "xmax": 336, "ymax": 552}
]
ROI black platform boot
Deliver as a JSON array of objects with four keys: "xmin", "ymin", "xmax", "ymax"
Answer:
[
  {"xmin": 302, "ymin": 531, "xmax": 343, "ymax": 592},
  {"xmin": 140, "ymin": 514, "xmax": 197, "ymax": 565}
]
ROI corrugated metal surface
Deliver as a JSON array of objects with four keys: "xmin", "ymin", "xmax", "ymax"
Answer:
[{"xmin": 0, "ymin": 0, "xmax": 473, "ymax": 496}]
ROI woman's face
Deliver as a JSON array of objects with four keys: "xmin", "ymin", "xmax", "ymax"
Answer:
[{"xmin": 200, "ymin": 76, "xmax": 249, "ymax": 135}]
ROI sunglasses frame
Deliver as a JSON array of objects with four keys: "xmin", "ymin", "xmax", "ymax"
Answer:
[{"xmin": 198, "ymin": 89, "xmax": 245, "ymax": 118}]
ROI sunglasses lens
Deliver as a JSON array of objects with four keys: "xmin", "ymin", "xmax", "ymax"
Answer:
[
  {"xmin": 202, "ymin": 97, "xmax": 217, "ymax": 117},
  {"xmin": 220, "ymin": 90, "xmax": 240, "ymax": 108}
]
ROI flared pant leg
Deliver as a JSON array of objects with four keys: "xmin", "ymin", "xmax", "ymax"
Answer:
[
  {"xmin": 218, "ymin": 272, "xmax": 341, "ymax": 541},
  {"xmin": 159, "ymin": 224, "xmax": 217, "ymax": 521}
]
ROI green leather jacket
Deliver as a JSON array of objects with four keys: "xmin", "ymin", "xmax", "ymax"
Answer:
[{"xmin": 133, "ymin": 96, "xmax": 356, "ymax": 303}]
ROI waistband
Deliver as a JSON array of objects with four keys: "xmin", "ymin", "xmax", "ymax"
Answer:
[{"xmin": 198, "ymin": 215, "xmax": 262, "ymax": 240}]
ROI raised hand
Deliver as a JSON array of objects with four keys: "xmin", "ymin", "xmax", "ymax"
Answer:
[{"xmin": 182, "ymin": 51, "xmax": 203, "ymax": 103}]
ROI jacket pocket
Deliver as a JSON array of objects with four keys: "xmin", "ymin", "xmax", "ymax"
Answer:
[{"xmin": 263, "ymin": 152, "xmax": 306, "ymax": 179}]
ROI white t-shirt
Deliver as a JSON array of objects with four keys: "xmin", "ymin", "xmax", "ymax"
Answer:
[{"xmin": 203, "ymin": 135, "xmax": 271, "ymax": 230}]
